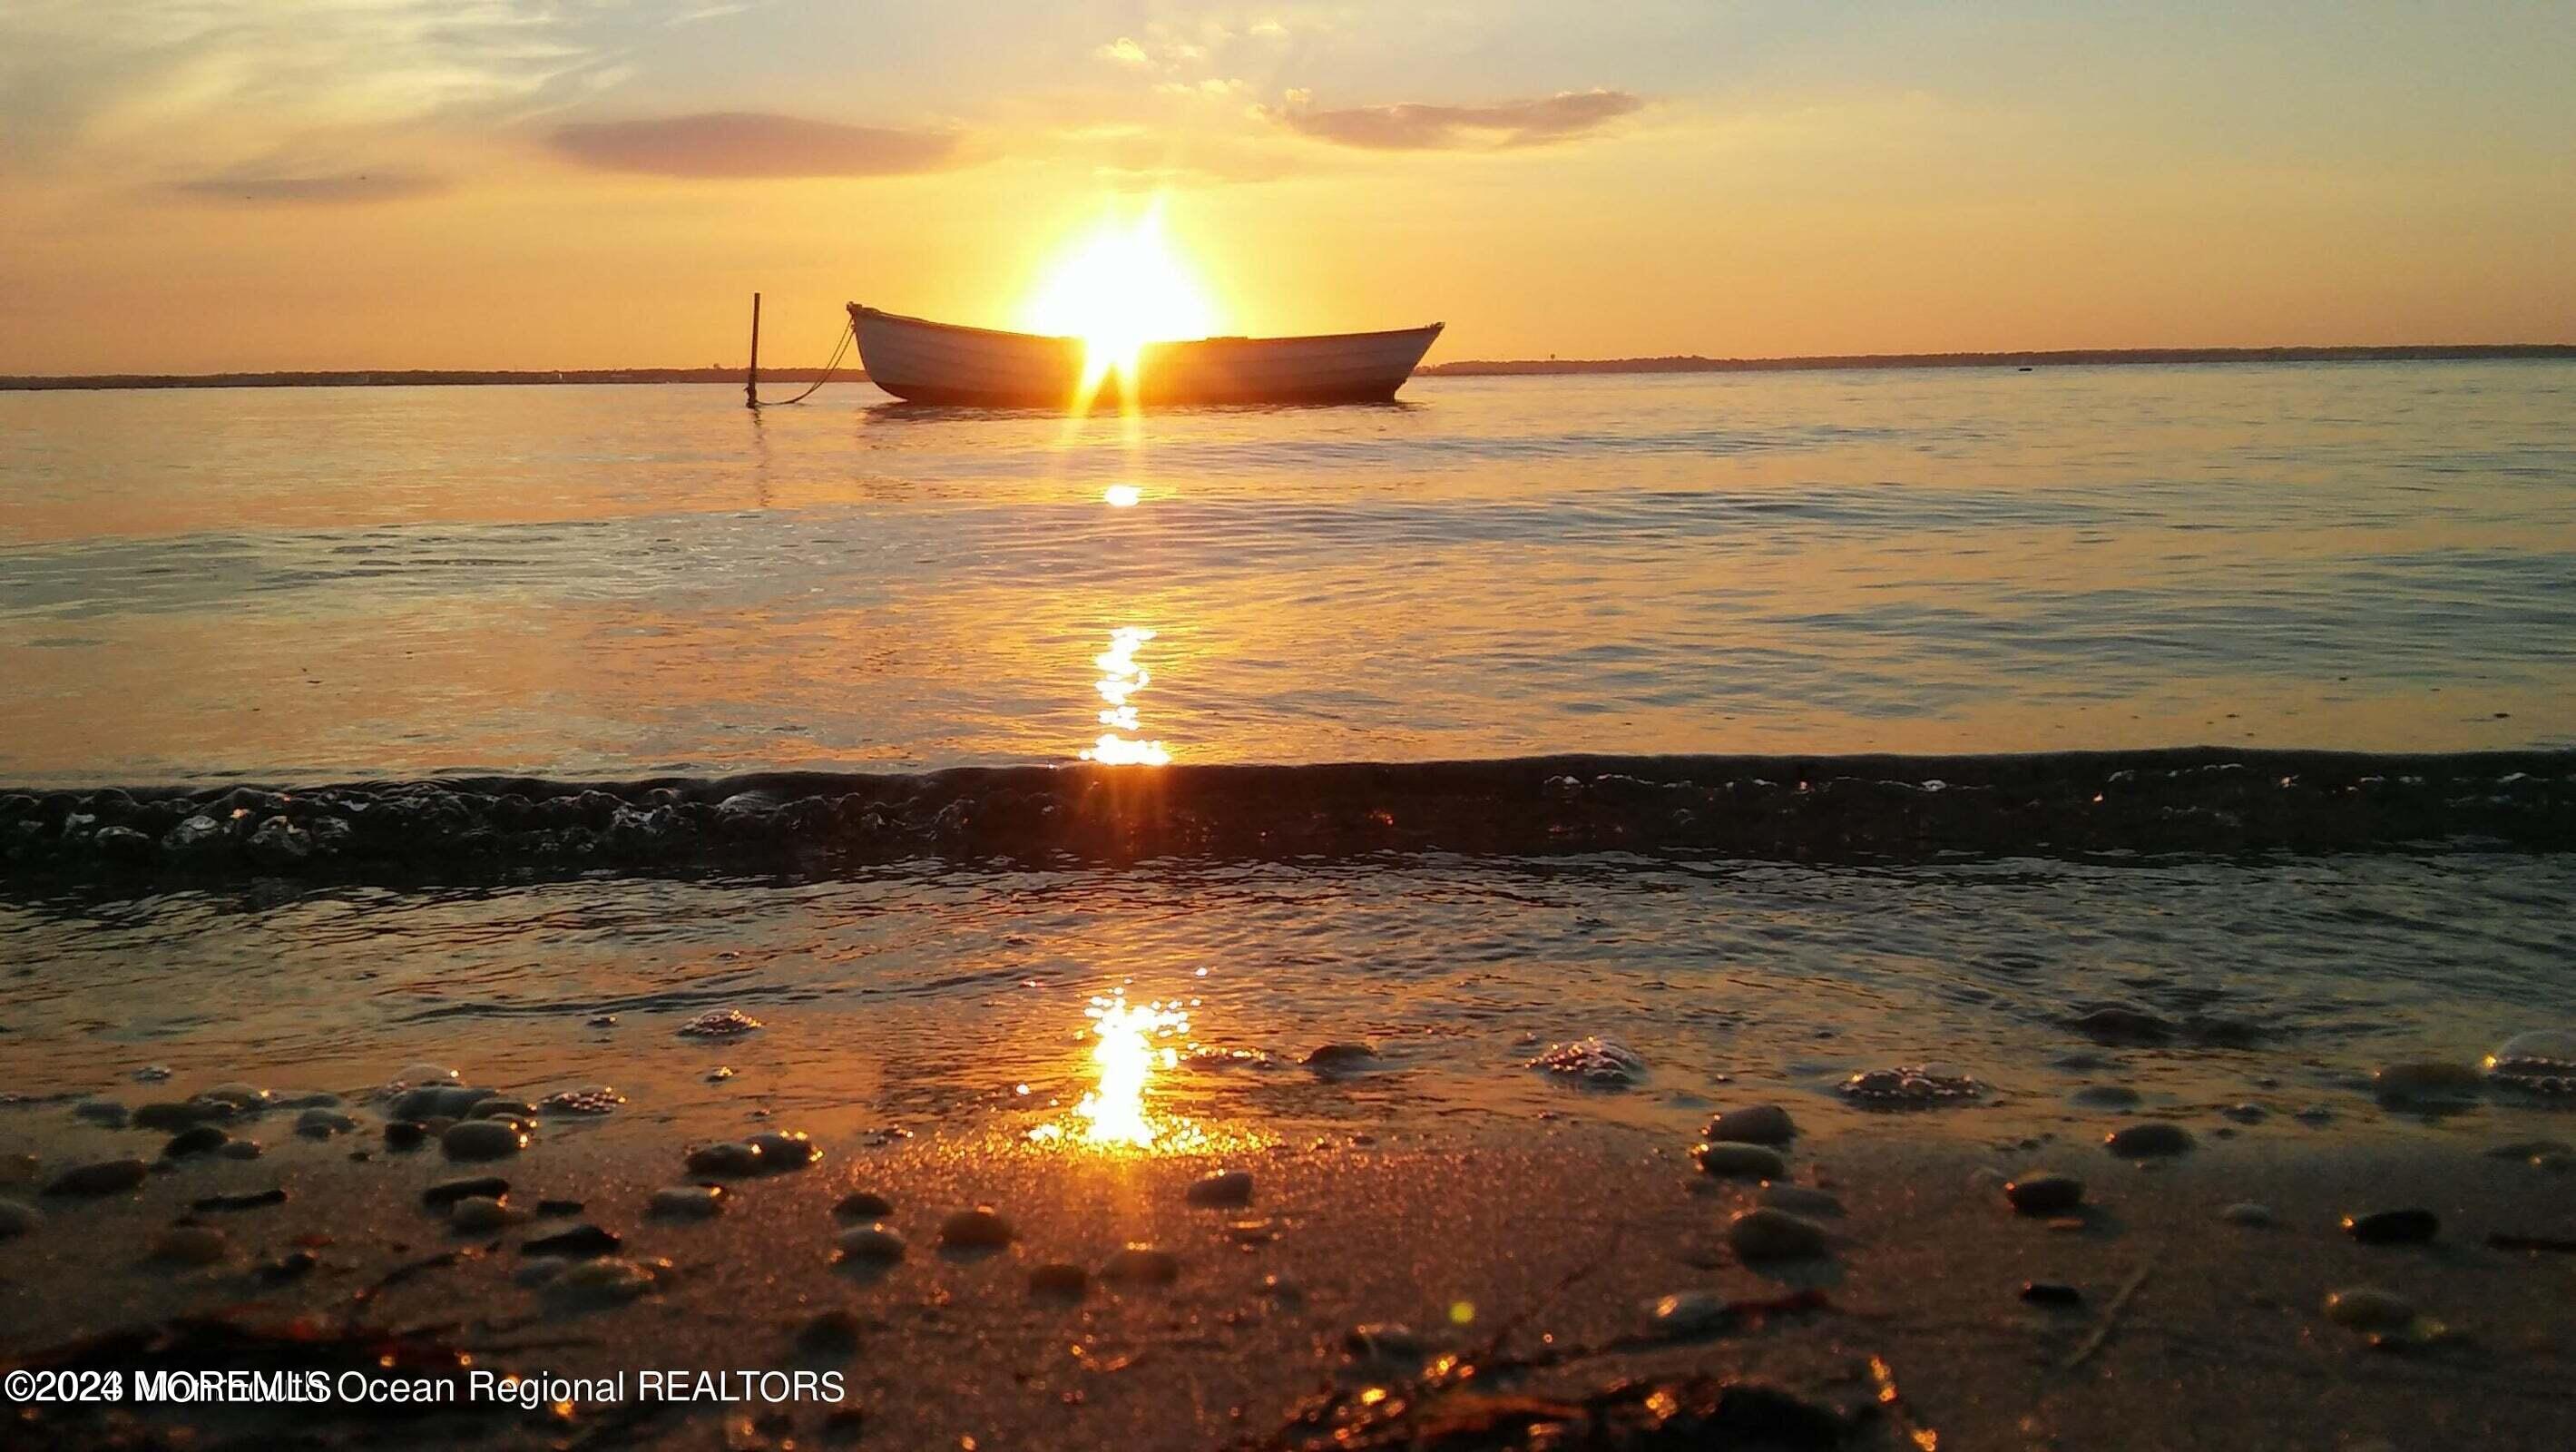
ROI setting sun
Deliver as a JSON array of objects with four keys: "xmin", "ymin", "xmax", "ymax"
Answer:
[{"xmin": 1022, "ymin": 203, "xmax": 1218, "ymax": 387}]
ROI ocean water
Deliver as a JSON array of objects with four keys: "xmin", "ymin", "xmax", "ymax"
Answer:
[
  {"xmin": 4, "ymin": 363, "xmax": 2574, "ymax": 1145},
  {"xmin": 4, "ymin": 363, "xmax": 2573, "ymax": 784}
]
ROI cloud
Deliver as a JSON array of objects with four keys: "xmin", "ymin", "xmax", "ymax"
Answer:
[
  {"xmin": 170, "ymin": 170, "xmax": 447, "ymax": 203},
  {"xmin": 1096, "ymin": 37, "xmax": 1150, "ymax": 66},
  {"xmin": 1271, "ymin": 89, "xmax": 1644, "ymax": 151},
  {"xmin": 547, "ymin": 112, "xmax": 960, "ymax": 178}
]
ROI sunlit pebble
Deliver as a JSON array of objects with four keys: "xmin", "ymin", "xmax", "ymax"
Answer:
[
  {"xmin": 2003, "ymin": 1173, "xmax": 2085, "ymax": 1216},
  {"xmin": 685, "ymin": 1142, "xmax": 764, "ymax": 1177},
  {"xmin": 1526, "ymin": 1036, "xmax": 1648, "ymax": 1086},
  {"xmin": 1726, "ymin": 1207, "xmax": 1828, "ymax": 1261},
  {"xmin": 540, "ymin": 1086, "xmax": 625, "ymax": 1115},
  {"xmin": 296, "ymin": 1108, "xmax": 358, "ymax": 1138},
  {"xmin": 132, "ymin": 1065, "xmax": 174, "ymax": 1083},
  {"xmin": 1694, "ymin": 1143, "xmax": 1787, "ymax": 1180},
  {"xmin": 707, "ymin": 1066, "xmax": 737, "ymax": 1083},
  {"xmin": 835, "ymin": 1191, "xmax": 896, "ymax": 1221},
  {"xmin": 836, "ymin": 1224, "xmax": 907, "ymax": 1263},
  {"xmin": 2103, "ymin": 1123, "xmax": 2195, "ymax": 1157},
  {"xmin": 163, "ymin": 1125, "xmax": 229, "ymax": 1159},
  {"xmin": 1705, "ymin": 1104, "xmax": 1797, "ymax": 1144},
  {"xmin": 2484, "ymin": 1029, "xmax": 2576, "ymax": 1094},
  {"xmin": 2325, "ymin": 1287, "xmax": 2417, "ymax": 1331},
  {"xmin": 1648, "ymin": 1290, "xmax": 1735, "ymax": 1336},
  {"xmin": 937, "ymin": 1206, "xmax": 1014, "ymax": 1250},
  {"xmin": 747, "ymin": 1131, "xmax": 820, "ymax": 1171},
  {"xmin": 650, "ymin": 1185, "xmax": 726, "ymax": 1220},
  {"xmin": 1186, "ymin": 1170, "xmax": 1255, "ymax": 1207},
  {"xmin": 450, "ymin": 1195, "xmax": 525, "ymax": 1233},
  {"xmin": 678, "ymin": 1008, "xmax": 764, "ymax": 1039},
  {"xmin": 443, "ymin": 1120, "xmax": 527, "ymax": 1161},
  {"xmin": 219, "ymin": 1140, "xmax": 262, "ymax": 1161}
]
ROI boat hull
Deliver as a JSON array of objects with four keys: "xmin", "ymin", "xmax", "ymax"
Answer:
[{"xmin": 847, "ymin": 305, "xmax": 1442, "ymax": 407}]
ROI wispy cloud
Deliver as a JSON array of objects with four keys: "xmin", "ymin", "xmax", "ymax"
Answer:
[
  {"xmin": 1271, "ymin": 89, "xmax": 1644, "ymax": 150},
  {"xmin": 169, "ymin": 170, "xmax": 448, "ymax": 203},
  {"xmin": 547, "ymin": 112, "xmax": 961, "ymax": 178}
]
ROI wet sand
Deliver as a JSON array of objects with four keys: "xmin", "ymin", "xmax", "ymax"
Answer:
[{"xmin": 7, "ymin": 1105, "xmax": 2575, "ymax": 1450}]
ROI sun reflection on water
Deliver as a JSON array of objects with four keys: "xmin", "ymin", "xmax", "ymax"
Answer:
[
  {"xmin": 1103, "ymin": 483, "xmax": 1141, "ymax": 507},
  {"xmin": 1028, "ymin": 991, "xmax": 1203, "ymax": 1152},
  {"xmin": 1081, "ymin": 625, "xmax": 1170, "ymax": 765}
]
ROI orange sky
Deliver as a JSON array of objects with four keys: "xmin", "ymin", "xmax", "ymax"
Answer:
[{"xmin": 3, "ymin": 2, "xmax": 2571, "ymax": 373}]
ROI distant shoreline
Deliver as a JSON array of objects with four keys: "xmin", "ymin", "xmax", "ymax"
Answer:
[{"xmin": 4, "ymin": 343, "xmax": 2571, "ymax": 391}]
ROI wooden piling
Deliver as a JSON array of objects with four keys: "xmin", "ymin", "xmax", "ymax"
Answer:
[{"xmin": 745, "ymin": 291, "xmax": 761, "ymax": 409}]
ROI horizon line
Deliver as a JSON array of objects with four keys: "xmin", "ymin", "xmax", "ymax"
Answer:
[{"xmin": 5, "ymin": 342, "xmax": 2573, "ymax": 392}]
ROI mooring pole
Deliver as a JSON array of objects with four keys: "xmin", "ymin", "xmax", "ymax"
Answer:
[{"xmin": 744, "ymin": 291, "xmax": 761, "ymax": 409}]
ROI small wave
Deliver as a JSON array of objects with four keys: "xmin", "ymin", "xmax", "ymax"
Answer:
[{"xmin": 2, "ymin": 748, "xmax": 2570, "ymax": 886}]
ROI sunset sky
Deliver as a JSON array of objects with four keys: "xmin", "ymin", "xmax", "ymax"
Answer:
[{"xmin": 4, "ymin": 1, "xmax": 2571, "ymax": 373}]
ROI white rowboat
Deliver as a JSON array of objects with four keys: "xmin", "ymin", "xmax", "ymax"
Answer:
[{"xmin": 847, "ymin": 304, "xmax": 1442, "ymax": 407}]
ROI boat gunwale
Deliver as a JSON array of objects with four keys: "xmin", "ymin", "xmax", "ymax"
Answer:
[{"xmin": 847, "ymin": 303, "xmax": 1445, "ymax": 350}]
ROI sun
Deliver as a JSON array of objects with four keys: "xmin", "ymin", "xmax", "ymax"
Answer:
[{"xmin": 1022, "ymin": 202, "xmax": 1218, "ymax": 390}]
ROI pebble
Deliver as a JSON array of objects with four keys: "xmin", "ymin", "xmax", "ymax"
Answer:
[
  {"xmin": 540, "ymin": 1086, "xmax": 624, "ymax": 1115},
  {"xmin": 650, "ymin": 1185, "xmax": 726, "ymax": 1219},
  {"xmin": 2019, "ymin": 1281, "xmax": 2084, "ymax": 1307},
  {"xmin": 1837, "ymin": 1064, "xmax": 1983, "ymax": 1107},
  {"xmin": 163, "ymin": 1125, "xmax": 230, "ymax": 1159},
  {"xmin": 937, "ymin": 1206, "xmax": 1014, "ymax": 1249},
  {"xmin": 686, "ymin": 1142, "xmax": 765, "ymax": 1176},
  {"xmin": 2324, "ymin": 1287, "xmax": 2417, "ymax": 1331},
  {"xmin": 1302, "ymin": 1042, "xmax": 1378, "ymax": 1069},
  {"xmin": 44, "ymin": 1158, "xmax": 148, "ymax": 1197},
  {"xmin": 218, "ymin": 1140, "xmax": 263, "ymax": 1161},
  {"xmin": 835, "ymin": 1191, "xmax": 896, "ymax": 1220},
  {"xmin": 1706, "ymin": 1104, "xmax": 1797, "ymax": 1144},
  {"xmin": 835, "ymin": 1224, "xmax": 906, "ymax": 1263},
  {"xmin": 385, "ymin": 1121, "xmax": 427, "ymax": 1150},
  {"xmin": 424, "ymin": 1175, "xmax": 509, "ymax": 1207},
  {"xmin": 2344, "ymin": 1209, "xmax": 2439, "ymax": 1245},
  {"xmin": 470, "ymin": 1098, "xmax": 539, "ymax": 1121},
  {"xmin": 524, "ymin": 1224, "xmax": 622, "ymax": 1259},
  {"xmin": 2484, "ymin": 1029, "xmax": 2576, "ymax": 1094},
  {"xmin": 191, "ymin": 1188, "xmax": 287, "ymax": 1212},
  {"xmin": 1102, "ymin": 1243, "xmax": 1180, "ymax": 1285},
  {"xmin": 679, "ymin": 1008, "xmax": 764, "ymax": 1038},
  {"xmin": 450, "ymin": 1196, "xmax": 525, "ymax": 1233},
  {"xmin": 393, "ymin": 1084, "xmax": 490, "ymax": 1120},
  {"xmin": 548, "ymin": 1257, "xmax": 658, "ymax": 1304},
  {"xmin": 747, "ymin": 1131, "xmax": 819, "ymax": 1171},
  {"xmin": 1526, "ymin": 1036, "xmax": 1648, "ymax": 1085},
  {"xmin": 796, "ymin": 1309, "xmax": 863, "ymax": 1352},
  {"xmin": 1726, "ymin": 1206, "xmax": 1828, "ymax": 1261},
  {"xmin": 73, "ymin": 1100, "xmax": 131, "ymax": 1128},
  {"xmin": 2103, "ymin": 1123, "xmax": 2195, "ymax": 1157},
  {"xmin": 397, "ymin": 1063, "xmax": 460, "ymax": 1086},
  {"xmin": 200, "ymin": 1083, "xmax": 269, "ymax": 1111},
  {"xmin": 2070, "ymin": 1085, "xmax": 2142, "ymax": 1109},
  {"xmin": 442, "ymin": 1120, "xmax": 527, "ymax": 1160},
  {"xmin": 1646, "ymin": 1290, "xmax": 1734, "ymax": 1336},
  {"xmin": 1028, "ymin": 1261, "xmax": 1089, "ymax": 1297},
  {"xmin": 0, "ymin": 1198, "xmax": 38, "ymax": 1237},
  {"xmin": 133, "ymin": 1099, "xmax": 233, "ymax": 1132},
  {"xmin": 2003, "ymin": 1172, "xmax": 2085, "ymax": 1216},
  {"xmin": 297, "ymin": 1108, "xmax": 358, "ymax": 1138},
  {"xmin": 1758, "ymin": 1184, "xmax": 1844, "ymax": 1216},
  {"xmin": 150, "ymin": 1226, "xmax": 229, "ymax": 1265},
  {"xmin": 133, "ymin": 1064, "xmax": 174, "ymax": 1082},
  {"xmin": 1186, "ymin": 1169, "xmax": 1255, "ymax": 1207},
  {"xmin": 2220, "ymin": 1103, "xmax": 2267, "ymax": 1123},
  {"xmin": 2372, "ymin": 1061, "xmax": 2485, "ymax": 1105},
  {"xmin": 1694, "ymin": 1142, "xmax": 1788, "ymax": 1179},
  {"xmin": 2220, "ymin": 1202, "xmax": 2277, "ymax": 1227}
]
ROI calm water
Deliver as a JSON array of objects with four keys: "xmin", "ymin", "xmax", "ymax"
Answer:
[
  {"xmin": 5, "ymin": 363, "xmax": 2573, "ymax": 785},
  {"xmin": 5, "ymin": 364, "xmax": 2573, "ymax": 1147}
]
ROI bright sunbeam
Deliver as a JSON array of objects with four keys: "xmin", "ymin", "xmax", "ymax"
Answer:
[
  {"xmin": 1023, "ymin": 201, "xmax": 1217, "ymax": 396},
  {"xmin": 1082, "ymin": 625, "xmax": 1170, "ymax": 765}
]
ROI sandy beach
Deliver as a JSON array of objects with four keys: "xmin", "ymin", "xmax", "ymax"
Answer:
[{"xmin": 8, "ymin": 1055, "xmax": 2576, "ymax": 1450}]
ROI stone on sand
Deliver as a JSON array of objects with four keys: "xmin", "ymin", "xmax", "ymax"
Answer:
[
  {"xmin": 442, "ymin": 1119, "xmax": 526, "ymax": 1160},
  {"xmin": 2103, "ymin": 1123, "xmax": 2194, "ymax": 1157},
  {"xmin": 1726, "ymin": 1206, "xmax": 1828, "ymax": 1261},
  {"xmin": 44, "ymin": 1158, "xmax": 148, "ymax": 1197},
  {"xmin": 2003, "ymin": 1172, "xmax": 2085, "ymax": 1216},
  {"xmin": 1186, "ymin": 1169, "xmax": 1255, "ymax": 1206},
  {"xmin": 937, "ymin": 1206, "xmax": 1014, "ymax": 1250},
  {"xmin": 836, "ymin": 1224, "xmax": 906, "ymax": 1263},
  {"xmin": 1706, "ymin": 1104, "xmax": 1797, "ymax": 1144},
  {"xmin": 2324, "ymin": 1287, "xmax": 2417, "ymax": 1331},
  {"xmin": 650, "ymin": 1185, "xmax": 726, "ymax": 1219},
  {"xmin": 1694, "ymin": 1142, "xmax": 1788, "ymax": 1179}
]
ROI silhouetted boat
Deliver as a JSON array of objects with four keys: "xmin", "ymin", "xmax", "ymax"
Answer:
[{"xmin": 847, "ymin": 304, "xmax": 1442, "ymax": 407}]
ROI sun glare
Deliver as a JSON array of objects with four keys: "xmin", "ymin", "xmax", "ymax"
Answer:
[
  {"xmin": 1024, "ymin": 203, "xmax": 1218, "ymax": 390},
  {"xmin": 1073, "ymin": 993, "xmax": 1191, "ymax": 1148}
]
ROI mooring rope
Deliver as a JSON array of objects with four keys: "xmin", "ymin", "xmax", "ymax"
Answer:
[{"xmin": 749, "ymin": 317, "xmax": 855, "ymax": 407}]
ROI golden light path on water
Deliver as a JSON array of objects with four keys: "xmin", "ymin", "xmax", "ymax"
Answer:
[
  {"xmin": 1080, "ymin": 625, "xmax": 1170, "ymax": 765},
  {"xmin": 1026, "ymin": 991, "xmax": 1208, "ymax": 1153}
]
